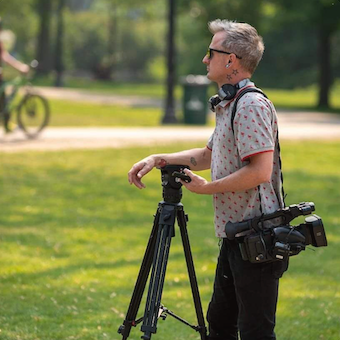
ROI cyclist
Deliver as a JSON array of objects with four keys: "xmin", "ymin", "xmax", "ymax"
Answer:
[{"xmin": 0, "ymin": 17, "xmax": 30, "ymax": 132}]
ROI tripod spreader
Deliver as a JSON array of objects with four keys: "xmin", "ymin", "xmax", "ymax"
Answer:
[{"xmin": 159, "ymin": 305, "xmax": 205, "ymax": 332}]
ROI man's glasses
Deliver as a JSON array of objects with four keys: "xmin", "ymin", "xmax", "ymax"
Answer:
[{"xmin": 207, "ymin": 48, "xmax": 242, "ymax": 60}]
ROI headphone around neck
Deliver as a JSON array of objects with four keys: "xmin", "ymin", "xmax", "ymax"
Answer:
[
  {"xmin": 218, "ymin": 83, "xmax": 240, "ymax": 101},
  {"xmin": 208, "ymin": 79, "xmax": 249, "ymax": 112},
  {"xmin": 208, "ymin": 83, "xmax": 240, "ymax": 112}
]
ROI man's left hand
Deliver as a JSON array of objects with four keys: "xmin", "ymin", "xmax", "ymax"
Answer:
[{"xmin": 180, "ymin": 168, "xmax": 213, "ymax": 195}]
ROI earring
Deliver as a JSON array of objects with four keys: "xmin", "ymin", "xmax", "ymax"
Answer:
[{"xmin": 225, "ymin": 64, "xmax": 230, "ymax": 68}]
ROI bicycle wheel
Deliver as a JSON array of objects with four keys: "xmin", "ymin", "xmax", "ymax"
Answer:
[{"xmin": 17, "ymin": 94, "xmax": 50, "ymax": 138}]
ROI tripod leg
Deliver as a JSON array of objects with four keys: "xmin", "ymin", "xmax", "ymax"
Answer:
[
  {"xmin": 118, "ymin": 209, "xmax": 161, "ymax": 340},
  {"xmin": 141, "ymin": 203, "xmax": 177, "ymax": 340},
  {"xmin": 177, "ymin": 207, "xmax": 207, "ymax": 340}
]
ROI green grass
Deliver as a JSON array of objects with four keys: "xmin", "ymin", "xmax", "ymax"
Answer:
[
  {"xmin": 48, "ymin": 99, "xmax": 165, "ymax": 127},
  {"xmin": 31, "ymin": 75, "xmax": 340, "ymax": 114},
  {"xmin": 5, "ymin": 77, "xmax": 340, "ymax": 128},
  {"xmin": 264, "ymin": 85, "xmax": 340, "ymax": 112},
  {"xmin": 45, "ymin": 87, "xmax": 340, "ymax": 128},
  {"xmin": 0, "ymin": 141, "xmax": 339, "ymax": 340},
  {"xmin": 32, "ymin": 76, "xmax": 182, "ymax": 99}
]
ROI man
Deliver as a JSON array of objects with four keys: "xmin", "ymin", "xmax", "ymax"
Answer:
[
  {"xmin": 0, "ymin": 17, "xmax": 30, "ymax": 132},
  {"xmin": 128, "ymin": 19, "xmax": 287, "ymax": 340}
]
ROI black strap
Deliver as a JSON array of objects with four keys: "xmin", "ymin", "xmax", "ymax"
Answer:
[
  {"xmin": 231, "ymin": 88, "xmax": 267, "ymax": 134},
  {"xmin": 230, "ymin": 87, "xmax": 286, "ymax": 208}
]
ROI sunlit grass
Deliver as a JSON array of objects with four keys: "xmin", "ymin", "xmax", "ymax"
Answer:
[
  {"xmin": 48, "ymin": 99, "xmax": 164, "ymax": 127},
  {"xmin": 265, "ymin": 85, "xmax": 340, "ymax": 112},
  {"xmin": 5, "ymin": 79, "xmax": 333, "ymax": 128},
  {"xmin": 0, "ymin": 140, "xmax": 339, "ymax": 339},
  {"xmin": 32, "ymin": 76, "xmax": 340, "ymax": 109}
]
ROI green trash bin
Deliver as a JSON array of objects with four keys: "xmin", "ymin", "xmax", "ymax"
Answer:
[{"xmin": 182, "ymin": 75, "xmax": 211, "ymax": 125}]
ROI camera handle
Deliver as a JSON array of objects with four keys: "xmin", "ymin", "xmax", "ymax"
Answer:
[{"xmin": 172, "ymin": 171, "xmax": 191, "ymax": 183}]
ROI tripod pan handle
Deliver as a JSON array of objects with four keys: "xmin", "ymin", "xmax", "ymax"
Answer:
[{"xmin": 172, "ymin": 171, "xmax": 192, "ymax": 183}]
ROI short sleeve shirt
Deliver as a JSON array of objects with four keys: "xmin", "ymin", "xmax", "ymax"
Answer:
[{"xmin": 207, "ymin": 80, "xmax": 284, "ymax": 238}]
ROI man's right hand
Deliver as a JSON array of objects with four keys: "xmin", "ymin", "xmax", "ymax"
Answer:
[{"xmin": 128, "ymin": 156, "xmax": 157, "ymax": 189}]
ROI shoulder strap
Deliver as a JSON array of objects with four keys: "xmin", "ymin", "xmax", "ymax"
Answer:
[
  {"xmin": 230, "ymin": 87, "xmax": 286, "ymax": 208},
  {"xmin": 231, "ymin": 88, "xmax": 267, "ymax": 134}
]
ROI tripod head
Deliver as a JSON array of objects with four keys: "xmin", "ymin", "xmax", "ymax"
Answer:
[{"xmin": 160, "ymin": 165, "xmax": 191, "ymax": 203}]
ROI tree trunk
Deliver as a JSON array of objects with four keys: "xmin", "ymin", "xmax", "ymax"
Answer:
[
  {"xmin": 36, "ymin": 0, "xmax": 52, "ymax": 75},
  {"xmin": 54, "ymin": 0, "xmax": 65, "ymax": 87},
  {"xmin": 317, "ymin": 26, "xmax": 332, "ymax": 108},
  {"xmin": 162, "ymin": 0, "xmax": 177, "ymax": 124},
  {"xmin": 107, "ymin": 2, "xmax": 117, "ymax": 79}
]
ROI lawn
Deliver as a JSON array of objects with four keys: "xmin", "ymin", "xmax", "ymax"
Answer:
[
  {"xmin": 4, "ymin": 77, "xmax": 338, "ymax": 128},
  {"xmin": 45, "ymin": 90, "xmax": 340, "ymax": 128},
  {"xmin": 35, "ymin": 77, "xmax": 340, "ymax": 113},
  {"xmin": 42, "ymin": 84, "xmax": 340, "ymax": 128},
  {"xmin": 0, "ymin": 141, "xmax": 339, "ymax": 340},
  {"xmin": 48, "ymin": 99, "xmax": 165, "ymax": 127},
  {"xmin": 33, "ymin": 76, "xmax": 340, "ymax": 112}
]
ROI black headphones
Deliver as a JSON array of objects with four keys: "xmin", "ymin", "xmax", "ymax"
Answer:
[
  {"xmin": 209, "ymin": 83, "xmax": 240, "ymax": 112},
  {"xmin": 218, "ymin": 83, "xmax": 240, "ymax": 101}
]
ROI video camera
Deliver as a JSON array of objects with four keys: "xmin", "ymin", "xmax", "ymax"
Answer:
[{"xmin": 225, "ymin": 202, "xmax": 327, "ymax": 263}]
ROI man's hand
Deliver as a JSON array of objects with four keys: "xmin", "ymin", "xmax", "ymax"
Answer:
[
  {"xmin": 179, "ymin": 168, "xmax": 213, "ymax": 194},
  {"xmin": 128, "ymin": 156, "xmax": 156, "ymax": 189}
]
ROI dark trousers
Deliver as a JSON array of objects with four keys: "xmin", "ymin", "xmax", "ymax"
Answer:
[{"xmin": 207, "ymin": 239, "xmax": 288, "ymax": 340}]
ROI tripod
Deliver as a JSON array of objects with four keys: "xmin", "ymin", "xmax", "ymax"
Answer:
[{"xmin": 118, "ymin": 165, "xmax": 207, "ymax": 340}]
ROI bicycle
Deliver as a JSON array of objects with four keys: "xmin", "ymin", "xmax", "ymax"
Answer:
[{"xmin": 0, "ymin": 61, "xmax": 50, "ymax": 139}]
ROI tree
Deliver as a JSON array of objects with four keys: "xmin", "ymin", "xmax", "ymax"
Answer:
[
  {"xmin": 35, "ymin": 0, "xmax": 53, "ymax": 75},
  {"xmin": 106, "ymin": 2, "xmax": 118, "ymax": 78},
  {"xmin": 54, "ymin": 0, "xmax": 66, "ymax": 86},
  {"xmin": 162, "ymin": 0, "xmax": 177, "ymax": 124},
  {"xmin": 267, "ymin": 0, "xmax": 340, "ymax": 108}
]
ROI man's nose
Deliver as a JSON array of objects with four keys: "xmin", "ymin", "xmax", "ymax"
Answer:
[{"xmin": 202, "ymin": 55, "xmax": 209, "ymax": 64}]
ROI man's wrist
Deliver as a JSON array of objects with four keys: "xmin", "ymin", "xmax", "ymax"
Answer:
[
  {"xmin": 203, "ymin": 181, "xmax": 218, "ymax": 195},
  {"xmin": 202, "ymin": 178, "xmax": 228, "ymax": 195},
  {"xmin": 154, "ymin": 155, "xmax": 168, "ymax": 169}
]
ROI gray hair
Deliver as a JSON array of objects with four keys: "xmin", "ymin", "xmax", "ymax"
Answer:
[{"xmin": 208, "ymin": 19, "xmax": 264, "ymax": 75}]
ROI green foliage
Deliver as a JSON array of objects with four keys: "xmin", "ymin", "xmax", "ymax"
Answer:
[
  {"xmin": 178, "ymin": 0, "xmax": 264, "ymax": 29},
  {"xmin": 62, "ymin": 1, "xmax": 166, "ymax": 80},
  {"xmin": 0, "ymin": 141, "xmax": 339, "ymax": 339},
  {"xmin": 147, "ymin": 55, "xmax": 167, "ymax": 81},
  {"xmin": 118, "ymin": 18, "xmax": 163, "ymax": 81},
  {"xmin": 0, "ymin": 0, "xmax": 37, "ymax": 60},
  {"xmin": 2, "ymin": 0, "xmax": 340, "ymax": 97},
  {"xmin": 254, "ymin": 24, "xmax": 318, "ymax": 88},
  {"xmin": 272, "ymin": 0, "xmax": 340, "ymax": 31},
  {"xmin": 260, "ymin": 0, "xmax": 340, "ymax": 90},
  {"xmin": 64, "ymin": 11, "xmax": 107, "ymax": 71},
  {"xmin": 176, "ymin": 13, "xmax": 209, "ymax": 77}
]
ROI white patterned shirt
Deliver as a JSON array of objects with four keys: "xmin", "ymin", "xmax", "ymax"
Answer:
[{"xmin": 207, "ymin": 80, "xmax": 284, "ymax": 238}]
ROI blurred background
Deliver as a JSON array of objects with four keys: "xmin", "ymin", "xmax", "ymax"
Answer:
[{"xmin": 1, "ymin": 0, "xmax": 340, "ymax": 116}]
